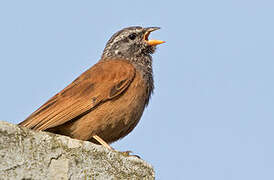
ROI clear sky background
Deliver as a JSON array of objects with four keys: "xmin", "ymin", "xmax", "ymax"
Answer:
[{"xmin": 0, "ymin": 0, "xmax": 274, "ymax": 179}]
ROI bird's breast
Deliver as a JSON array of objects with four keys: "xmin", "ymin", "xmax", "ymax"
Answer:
[
  {"xmin": 66, "ymin": 71, "xmax": 151, "ymax": 144},
  {"xmin": 91, "ymin": 71, "xmax": 150, "ymax": 143}
]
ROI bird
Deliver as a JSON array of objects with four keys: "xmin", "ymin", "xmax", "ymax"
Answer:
[{"xmin": 19, "ymin": 26, "xmax": 165, "ymax": 152}]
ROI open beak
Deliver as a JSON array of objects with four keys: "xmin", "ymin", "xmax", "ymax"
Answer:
[{"xmin": 144, "ymin": 27, "xmax": 165, "ymax": 46}]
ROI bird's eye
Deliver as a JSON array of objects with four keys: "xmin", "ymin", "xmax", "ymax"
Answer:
[{"xmin": 128, "ymin": 33, "xmax": 137, "ymax": 40}]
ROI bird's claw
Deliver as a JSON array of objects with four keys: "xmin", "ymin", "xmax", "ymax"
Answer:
[{"xmin": 118, "ymin": 150, "xmax": 141, "ymax": 159}]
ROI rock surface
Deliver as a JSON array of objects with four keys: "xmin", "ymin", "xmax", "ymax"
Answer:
[{"xmin": 0, "ymin": 121, "xmax": 154, "ymax": 180}]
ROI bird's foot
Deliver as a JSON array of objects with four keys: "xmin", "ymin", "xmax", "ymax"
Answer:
[
  {"xmin": 92, "ymin": 135, "xmax": 141, "ymax": 158},
  {"xmin": 118, "ymin": 150, "xmax": 141, "ymax": 159}
]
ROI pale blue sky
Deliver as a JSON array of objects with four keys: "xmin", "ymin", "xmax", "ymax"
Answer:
[{"xmin": 1, "ymin": 0, "xmax": 274, "ymax": 179}]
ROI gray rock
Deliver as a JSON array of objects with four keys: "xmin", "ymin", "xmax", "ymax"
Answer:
[{"xmin": 0, "ymin": 121, "xmax": 155, "ymax": 180}]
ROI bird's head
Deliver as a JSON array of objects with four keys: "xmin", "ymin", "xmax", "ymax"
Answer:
[{"xmin": 101, "ymin": 26, "xmax": 165, "ymax": 62}]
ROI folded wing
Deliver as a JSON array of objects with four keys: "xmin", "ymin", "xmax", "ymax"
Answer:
[{"xmin": 19, "ymin": 60, "xmax": 136, "ymax": 131}]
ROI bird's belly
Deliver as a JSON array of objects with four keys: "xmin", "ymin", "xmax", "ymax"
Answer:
[
  {"xmin": 70, "ymin": 76, "xmax": 149, "ymax": 143},
  {"xmin": 90, "ymin": 99, "xmax": 145, "ymax": 144}
]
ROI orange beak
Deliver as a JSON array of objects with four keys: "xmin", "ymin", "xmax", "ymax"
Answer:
[{"xmin": 144, "ymin": 27, "xmax": 165, "ymax": 46}]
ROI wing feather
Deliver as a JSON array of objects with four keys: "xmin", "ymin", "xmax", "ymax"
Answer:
[{"xmin": 19, "ymin": 60, "xmax": 136, "ymax": 130}]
